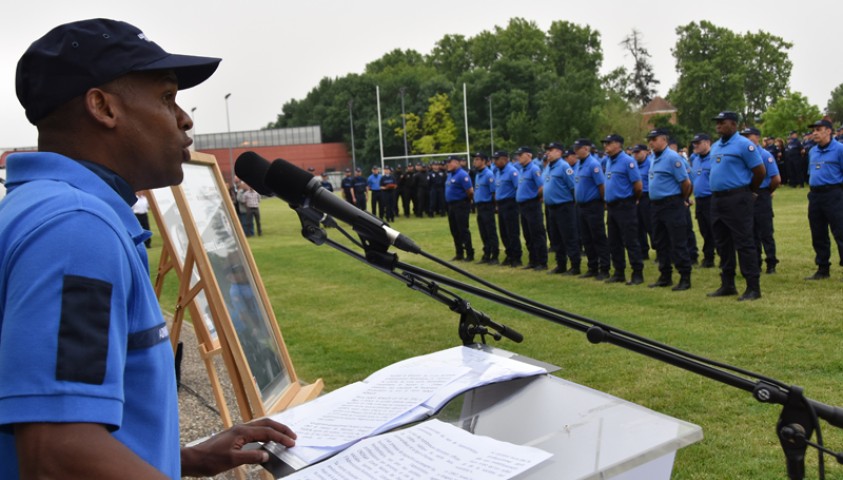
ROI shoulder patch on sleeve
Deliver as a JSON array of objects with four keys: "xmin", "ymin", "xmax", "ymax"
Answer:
[
  {"xmin": 748, "ymin": 145, "xmax": 755, "ymax": 152},
  {"xmin": 593, "ymin": 167, "xmax": 600, "ymax": 173},
  {"xmin": 675, "ymin": 161, "xmax": 682, "ymax": 168},
  {"xmin": 629, "ymin": 162, "xmax": 635, "ymax": 169},
  {"xmin": 57, "ymin": 275, "xmax": 113, "ymax": 385},
  {"xmin": 566, "ymin": 168, "xmax": 574, "ymax": 175},
  {"xmin": 767, "ymin": 157, "xmax": 773, "ymax": 163}
]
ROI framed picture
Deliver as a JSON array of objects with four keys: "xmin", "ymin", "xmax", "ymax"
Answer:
[{"xmin": 150, "ymin": 151, "xmax": 321, "ymax": 419}]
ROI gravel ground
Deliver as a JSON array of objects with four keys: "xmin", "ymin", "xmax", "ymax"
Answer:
[{"xmin": 174, "ymin": 318, "xmax": 273, "ymax": 480}]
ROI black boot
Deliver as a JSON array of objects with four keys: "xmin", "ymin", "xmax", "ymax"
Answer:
[
  {"xmin": 738, "ymin": 278, "xmax": 762, "ymax": 301},
  {"xmin": 486, "ymin": 256, "xmax": 499, "ymax": 266},
  {"xmin": 805, "ymin": 267, "xmax": 830, "ymax": 280},
  {"xmin": 708, "ymin": 275, "xmax": 738, "ymax": 297},
  {"xmin": 477, "ymin": 254, "xmax": 490, "ymax": 264},
  {"xmin": 579, "ymin": 269, "xmax": 598, "ymax": 279},
  {"xmin": 548, "ymin": 265, "xmax": 567, "ymax": 274},
  {"xmin": 604, "ymin": 271, "xmax": 626, "ymax": 283},
  {"xmin": 700, "ymin": 257, "xmax": 715, "ymax": 268},
  {"xmin": 564, "ymin": 264, "xmax": 581, "ymax": 276},
  {"xmin": 648, "ymin": 272, "xmax": 673, "ymax": 288},
  {"xmin": 464, "ymin": 250, "xmax": 475, "ymax": 262},
  {"xmin": 671, "ymin": 273, "xmax": 691, "ymax": 291},
  {"xmin": 626, "ymin": 270, "xmax": 644, "ymax": 285},
  {"xmin": 595, "ymin": 270, "xmax": 610, "ymax": 281}
]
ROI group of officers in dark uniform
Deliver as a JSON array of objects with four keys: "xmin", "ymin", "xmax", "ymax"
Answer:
[{"xmin": 337, "ymin": 114, "xmax": 843, "ymax": 301}]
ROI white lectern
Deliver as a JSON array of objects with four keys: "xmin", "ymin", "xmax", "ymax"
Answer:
[{"xmin": 264, "ymin": 346, "xmax": 703, "ymax": 479}]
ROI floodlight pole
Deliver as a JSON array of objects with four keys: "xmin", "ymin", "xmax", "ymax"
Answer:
[
  {"xmin": 400, "ymin": 87, "xmax": 409, "ymax": 168},
  {"xmin": 348, "ymin": 99, "xmax": 357, "ymax": 173},
  {"xmin": 376, "ymin": 85, "xmax": 385, "ymax": 171},
  {"xmin": 463, "ymin": 83, "xmax": 470, "ymax": 157}
]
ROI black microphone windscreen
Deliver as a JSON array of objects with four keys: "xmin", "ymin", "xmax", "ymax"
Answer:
[
  {"xmin": 234, "ymin": 151, "xmax": 274, "ymax": 196},
  {"xmin": 263, "ymin": 158, "xmax": 315, "ymax": 205}
]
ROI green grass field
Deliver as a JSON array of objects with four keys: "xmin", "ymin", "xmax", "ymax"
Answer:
[{"xmin": 150, "ymin": 186, "xmax": 843, "ymax": 479}]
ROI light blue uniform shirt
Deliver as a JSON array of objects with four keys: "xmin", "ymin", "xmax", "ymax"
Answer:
[
  {"xmin": 445, "ymin": 167, "xmax": 472, "ymax": 202},
  {"xmin": 807, "ymin": 139, "xmax": 843, "ymax": 187},
  {"xmin": 495, "ymin": 162, "xmax": 519, "ymax": 200},
  {"xmin": 758, "ymin": 147, "xmax": 780, "ymax": 188},
  {"xmin": 691, "ymin": 152, "xmax": 713, "ymax": 198},
  {"xmin": 649, "ymin": 148, "xmax": 688, "ymax": 200},
  {"xmin": 543, "ymin": 159, "xmax": 576, "ymax": 205},
  {"xmin": 604, "ymin": 152, "xmax": 641, "ymax": 203},
  {"xmin": 516, "ymin": 161, "xmax": 544, "ymax": 202},
  {"xmin": 637, "ymin": 155, "xmax": 652, "ymax": 193},
  {"xmin": 574, "ymin": 154, "xmax": 605, "ymax": 203},
  {"xmin": 709, "ymin": 134, "xmax": 763, "ymax": 192},
  {"xmin": 473, "ymin": 167, "xmax": 495, "ymax": 203},
  {"xmin": 367, "ymin": 173, "xmax": 382, "ymax": 191}
]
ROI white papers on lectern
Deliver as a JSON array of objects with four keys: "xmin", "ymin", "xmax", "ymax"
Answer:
[
  {"xmin": 285, "ymin": 419, "xmax": 552, "ymax": 480},
  {"xmin": 269, "ymin": 346, "xmax": 547, "ymax": 469}
]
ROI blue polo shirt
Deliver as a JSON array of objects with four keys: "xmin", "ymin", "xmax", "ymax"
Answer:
[
  {"xmin": 649, "ymin": 148, "xmax": 688, "ymax": 201},
  {"xmin": 604, "ymin": 152, "xmax": 641, "ymax": 203},
  {"xmin": 807, "ymin": 139, "xmax": 843, "ymax": 187},
  {"xmin": 690, "ymin": 152, "xmax": 713, "ymax": 198},
  {"xmin": 495, "ymin": 162, "xmax": 519, "ymax": 200},
  {"xmin": 0, "ymin": 152, "xmax": 180, "ymax": 479},
  {"xmin": 516, "ymin": 161, "xmax": 544, "ymax": 203},
  {"xmin": 709, "ymin": 133, "xmax": 763, "ymax": 192},
  {"xmin": 758, "ymin": 147, "xmax": 780, "ymax": 189},
  {"xmin": 445, "ymin": 167, "xmax": 472, "ymax": 202},
  {"xmin": 473, "ymin": 167, "xmax": 495, "ymax": 203},
  {"xmin": 542, "ymin": 159, "xmax": 576, "ymax": 205},
  {"xmin": 637, "ymin": 155, "xmax": 652, "ymax": 193},
  {"xmin": 574, "ymin": 154, "xmax": 605, "ymax": 203},
  {"xmin": 367, "ymin": 173, "xmax": 382, "ymax": 191}
]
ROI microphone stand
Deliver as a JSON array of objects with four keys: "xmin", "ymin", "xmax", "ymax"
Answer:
[{"xmin": 292, "ymin": 205, "xmax": 843, "ymax": 480}]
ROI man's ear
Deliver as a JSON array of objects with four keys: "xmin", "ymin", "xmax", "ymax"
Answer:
[{"xmin": 83, "ymin": 88, "xmax": 119, "ymax": 129}]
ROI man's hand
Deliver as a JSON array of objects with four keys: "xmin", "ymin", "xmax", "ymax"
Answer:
[{"xmin": 181, "ymin": 418, "xmax": 297, "ymax": 477}]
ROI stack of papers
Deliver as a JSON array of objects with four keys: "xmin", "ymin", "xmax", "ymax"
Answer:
[{"xmin": 268, "ymin": 346, "xmax": 547, "ymax": 469}]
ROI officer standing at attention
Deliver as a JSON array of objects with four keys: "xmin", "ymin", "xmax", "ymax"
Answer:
[
  {"xmin": 707, "ymin": 111, "xmax": 765, "ymax": 301},
  {"xmin": 414, "ymin": 163, "xmax": 430, "ymax": 217},
  {"xmin": 379, "ymin": 165, "xmax": 397, "ymax": 223},
  {"xmin": 515, "ymin": 146, "xmax": 548, "ymax": 270},
  {"xmin": 493, "ymin": 151, "xmax": 523, "ymax": 267},
  {"xmin": 367, "ymin": 166, "xmax": 383, "ymax": 219},
  {"xmin": 602, "ymin": 134, "xmax": 644, "ymax": 285},
  {"xmin": 573, "ymin": 139, "xmax": 610, "ymax": 280},
  {"xmin": 341, "ymin": 168, "xmax": 356, "ymax": 205},
  {"xmin": 690, "ymin": 134, "xmax": 716, "ymax": 268},
  {"xmin": 429, "ymin": 161, "xmax": 447, "ymax": 217},
  {"xmin": 632, "ymin": 144, "xmax": 654, "ymax": 260},
  {"xmin": 543, "ymin": 143, "xmax": 581, "ymax": 275},
  {"xmin": 445, "ymin": 155, "xmax": 474, "ymax": 261},
  {"xmin": 399, "ymin": 163, "xmax": 415, "ymax": 217},
  {"xmin": 472, "ymin": 152, "xmax": 499, "ymax": 264},
  {"xmin": 804, "ymin": 118, "xmax": 843, "ymax": 280},
  {"xmin": 352, "ymin": 167, "xmax": 368, "ymax": 211},
  {"xmin": 741, "ymin": 127, "xmax": 781, "ymax": 274},
  {"xmin": 646, "ymin": 128, "xmax": 693, "ymax": 291}
]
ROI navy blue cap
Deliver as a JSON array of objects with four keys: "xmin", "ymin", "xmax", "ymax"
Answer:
[
  {"xmin": 371, "ymin": 165, "xmax": 379, "ymax": 169},
  {"xmin": 646, "ymin": 128, "xmax": 670, "ymax": 139},
  {"xmin": 712, "ymin": 111, "xmax": 739, "ymax": 122},
  {"xmin": 383, "ymin": 165, "xmax": 391, "ymax": 170},
  {"xmin": 355, "ymin": 167, "xmax": 362, "ymax": 171},
  {"xmin": 447, "ymin": 155, "xmax": 462, "ymax": 162},
  {"xmin": 16, "ymin": 18, "xmax": 221, "ymax": 124},
  {"xmin": 691, "ymin": 133, "xmax": 711, "ymax": 143},
  {"xmin": 668, "ymin": 138, "xmax": 678, "ymax": 145},
  {"xmin": 809, "ymin": 119, "xmax": 834, "ymax": 130},
  {"xmin": 493, "ymin": 150, "xmax": 509, "ymax": 158},
  {"xmin": 630, "ymin": 144, "xmax": 648, "ymax": 153},
  {"xmin": 472, "ymin": 151, "xmax": 488, "ymax": 160},
  {"xmin": 546, "ymin": 142, "xmax": 565, "ymax": 151},
  {"xmin": 740, "ymin": 127, "xmax": 761, "ymax": 136},
  {"xmin": 514, "ymin": 146, "xmax": 533, "ymax": 155},
  {"xmin": 344, "ymin": 168, "xmax": 351, "ymax": 172},
  {"xmin": 601, "ymin": 134, "xmax": 624, "ymax": 144},
  {"xmin": 572, "ymin": 138, "xmax": 593, "ymax": 149},
  {"xmin": 564, "ymin": 149, "xmax": 577, "ymax": 156}
]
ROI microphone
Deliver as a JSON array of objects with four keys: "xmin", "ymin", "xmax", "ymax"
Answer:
[{"xmin": 235, "ymin": 152, "xmax": 421, "ymax": 254}]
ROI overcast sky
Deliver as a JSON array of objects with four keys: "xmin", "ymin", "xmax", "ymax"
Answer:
[{"xmin": 2, "ymin": 0, "xmax": 840, "ymax": 149}]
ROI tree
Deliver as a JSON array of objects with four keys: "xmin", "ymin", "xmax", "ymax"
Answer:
[
  {"xmin": 620, "ymin": 29, "xmax": 659, "ymax": 107},
  {"xmin": 668, "ymin": 21, "xmax": 792, "ymax": 133},
  {"xmin": 412, "ymin": 93, "xmax": 460, "ymax": 155},
  {"xmin": 760, "ymin": 91, "xmax": 821, "ymax": 140},
  {"xmin": 827, "ymin": 83, "xmax": 843, "ymax": 124}
]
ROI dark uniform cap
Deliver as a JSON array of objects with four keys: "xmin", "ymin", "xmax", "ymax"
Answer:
[
  {"xmin": 646, "ymin": 128, "xmax": 670, "ymax": 139},
  {"xmin": 355, "ymin": 167, "xmax": 362, "ymax": 172},
  {"xmin": 691, "ymin": 133, "xmax": 711, "ymax": 144},
  {"xmin": 630, "ymin": 144, "xmax": 648, "ymax": 153},
  {"xmin": 16, "ymin": 18, "xmax": 221, "ymax": 125},
  {"xmin": 712, "ymin": 111, "xmax": 739, "ymax": 122},
  {"xmin": 371, "ymin": 165, "xmax": 379, "ymax": 170},
  {"xmin": 493, "ymin": 150, "xmax": 509, "ymax": 158},
  {"xmin": 514, "ymin": 146, "xmax": 533, "ymax": 155},
  {"xmin": 546, "ymin": 142, "xmax": 565, "ymax": 151},
  {"xmin": 472, "ymin": 152, "xmax": 488, "ymax": 160},
  {"xmin": 740, "ymin": 127, "xmax": 761, "ymax": 136},
  {"xmin": 601, "ymin": 134, "xmax": 624, "ymax": 144},
  {"xmin": 572, "ymin": 138, "xmax": 593, "ymax": 149},
  {"xmin": 809, "ymin": 119, "xmax": 834, "ymax": 130},
  {"xmin": 446, "ymin": 155, "xmax": 461, "ymax": 162},
  {"xmin": 564, "ymin": 149, "xmax": 577, "ymax": 157},
  {"xmin": 383, "ymin": 165, "xmax": 391, "ymax": 170},
  {"xmin": 344, "ymin": 168, "xmax": 351, "ymax": 172}
]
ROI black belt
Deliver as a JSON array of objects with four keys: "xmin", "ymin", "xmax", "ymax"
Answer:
[
  {"xmin": 448, "ymin": 198, "xmax": 470, "ymax": 205},
  {"xmin": 547, "ymin": 201, "xmax": 574, "ymax": 210},
  {"xmin": 650, "ymin": 194, "xmax": 681, "ymax": 205},
  {"xmin": 606, "ymin": 197, "xmax": 635, "ymax": 208},
  {"xmin": 497, "ymin": 197, "xmax": 516, "ymax": 204},
  {"xmin": 474, "ymin": 201, "xmax": 492, "ymax": 205},
  {"xmin": 517, "ymin": 197, "xmax": 539, "ymax": 205},
  {"xmin": 810, "ymin": 183, "xmax": 843, "ymax": 193},
  {"xmin": 713, "ymin": 186, "xmax": 751, "ymax": 198}
]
